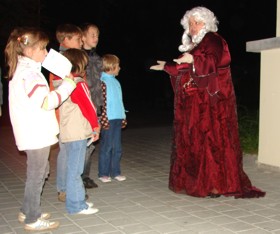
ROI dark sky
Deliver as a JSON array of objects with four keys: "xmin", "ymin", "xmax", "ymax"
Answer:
[{"xmin": 0, "ymin": 0, "xmax": 277, "ymax": 111}]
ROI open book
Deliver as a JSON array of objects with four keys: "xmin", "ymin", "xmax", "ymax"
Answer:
[{"xmin": 42, "ymin": 49, "xmax": 72, "ymax": 79}]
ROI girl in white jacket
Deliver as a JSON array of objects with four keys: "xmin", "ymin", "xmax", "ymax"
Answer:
[{"xmin": 4, "ymin": 27, "xmax": 76, "ymax": 231}]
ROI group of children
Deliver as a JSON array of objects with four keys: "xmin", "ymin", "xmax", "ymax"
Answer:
[{"xmin": 4, "ymin": 23, "xmax": 127, "ymax": 231}]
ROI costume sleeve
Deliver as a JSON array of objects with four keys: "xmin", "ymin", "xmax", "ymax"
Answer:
[
  {"xmin": 190, "ymin": 33, "xmax": 225, "ymax": 95},
  {"xmin": 24, "ymin": 71, "xmax": 76, "ymax": 111},
  {"xmin": 191, "ymin": 34, "xmax": 224, "ymax": 78},
  {"xmin": 164, "ymin": 61, "xmax": 191, "ymax": 92},
  {"xmin": 71, "ymin": 81, "xmax": 99, "ymax": 130},
  {"xmin": 164, "ymin": 62, "xmax": 179, "ymax": 76}
]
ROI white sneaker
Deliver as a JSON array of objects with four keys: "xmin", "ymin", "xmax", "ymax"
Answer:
[
  {"xmin": 86, "ymin": 202, "xmax": 93, "ymax": 208},
  {"xmin": 114, "ymin": 175, "xmax": 126, "ymax": 181},
  {"xmin": 78, "ymin": 207, "xmax": 99, "ymax": 215},
  {"xmin": 18, "ymin": 212, "xmax": 51, "ymax": 223},
  {"xmin": 99, "ymin": 176, "xmax": 112, "ymax": 183},
  {"xmin": 24, "ymin": 218, "xmax": 59, "ymax": 231}
]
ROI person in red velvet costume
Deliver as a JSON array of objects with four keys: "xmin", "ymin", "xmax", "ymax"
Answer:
[{"xmin": 150, "ymin": 6, "xmax": 265, "ymax": 198}]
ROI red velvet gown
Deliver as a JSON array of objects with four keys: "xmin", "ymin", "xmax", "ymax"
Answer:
[{"xmin": 164, "ymin": 32, "xmax": 265, "ymax": 198}]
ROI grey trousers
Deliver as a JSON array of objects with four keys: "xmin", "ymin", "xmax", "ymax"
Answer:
[
  {"xmin": 82, "ymin": 143, "xmax": 95, "ymax": 179},
  {"xmin": 21, "ymin": 146, "xmax": 50, "ymax": 224}
]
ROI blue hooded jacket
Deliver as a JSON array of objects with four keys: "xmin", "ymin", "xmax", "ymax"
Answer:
[{"xmin": 101, "ymin": 72, "xmax": 126, "ymax": 120}]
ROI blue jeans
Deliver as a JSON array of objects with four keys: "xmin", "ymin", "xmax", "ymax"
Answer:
[
  {"xmin": 22, "ymin": 146, "xmax": 50, "ymax": 224},
  {"xmin": 65, "ymin": 139, "xmax": 89, "ymax": 214},
  {"xmin": 98, "ymin": 119, "xmax": 122, "ymax": 178},
  {"xmin": 56, "ymin": 138, "xmax": 67, "ymax": 193}
]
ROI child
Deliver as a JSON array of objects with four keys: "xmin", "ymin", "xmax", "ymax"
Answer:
[
  {"xmin": 80, "ymin": 23, "xmax": 103, "ymax": 189},
  {"xmin": 98, "ymin": 54, "xmax": 127, "ymax": 183},
  {"xmin": 4, "ymin": 27, "xmax": 76, "ymax": 231},
  {"xmin": 49, "ymin": 24, "xmax": 83, "ymax": 93},
  {"xmin": 49, "ymin": 24, "xmax": 83, "ymax": 202},
  {"xmin": 57, "ymin": 48, "xmax": 100, "ymax": 215}
]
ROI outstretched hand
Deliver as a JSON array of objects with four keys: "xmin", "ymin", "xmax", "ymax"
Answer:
[
  {"xmin": 173, "ymin": 53, "xmax": 193, "ymax": 64},
  {"xmin": 150, "ymin": 61, "xmax": 166, "ymax": 71}
]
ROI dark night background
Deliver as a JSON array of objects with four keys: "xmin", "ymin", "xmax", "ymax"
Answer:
[{"xmin": 0, "ymin": 0, "xmax": 277, "ymax": 126}]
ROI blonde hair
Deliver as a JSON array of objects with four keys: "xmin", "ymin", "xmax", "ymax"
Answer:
[
  {"xmin": 4, "ymin": 27, "xmax": 49, "ymax": 80},
  {"xmin": 102, "ymin": 54, "xmax": 120, "ymax": 72},
  {"xmin": 56, "ymin": 24, "xmax": 82, "ymax": 43},
  {"xmin": 62, "ymin": 49, "xmax": 89, "ymax": 76}
]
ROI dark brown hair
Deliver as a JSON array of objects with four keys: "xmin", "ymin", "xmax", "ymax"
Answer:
[
  {"xmin": 56, "ymin": 24, "xmax": 82, "ymax": 43},
  {"xmin": 63, "ymin": 49, "xmax": 89, "ymax": 76}
]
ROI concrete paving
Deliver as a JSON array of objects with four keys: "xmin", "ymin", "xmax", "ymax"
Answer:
[{"xmin": 1, "ymin": 110, "xmax": 280, "ymax": 234}]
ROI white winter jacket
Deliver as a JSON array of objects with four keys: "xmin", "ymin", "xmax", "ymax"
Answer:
[{"xmin": 9, "ymin": 56, "xmax": 76, "ymax": 150}]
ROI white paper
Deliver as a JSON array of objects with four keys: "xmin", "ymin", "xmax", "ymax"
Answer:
[
  {"xmin": 87, "ymin": 137, "xmax": 93, "ymax": 147},
  {"xmin": 42, "ymin": 48, "xmax": 72, "ymax": 79}
]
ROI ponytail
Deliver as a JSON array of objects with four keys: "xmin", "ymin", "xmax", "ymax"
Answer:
[{"xmin": 4, "ymin": 27, "xmax": 49, "ymax": 80}]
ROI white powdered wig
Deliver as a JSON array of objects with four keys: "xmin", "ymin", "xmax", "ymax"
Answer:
[{"xmin": 178, "ymin": 6, "xmax": 219, "ymax": 52}]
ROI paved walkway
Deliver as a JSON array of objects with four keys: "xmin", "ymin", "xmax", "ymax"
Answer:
[{"xmin": 1, "ymin": 111, "xmax": 280, "ymax": 234}]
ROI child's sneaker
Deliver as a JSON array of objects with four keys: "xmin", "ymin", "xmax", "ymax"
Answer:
[
  {"xmin": 98, "ymin": 176, "xmax": 112, "ymax": 183},
  {"xmin": 86, "ymin": 202, "xmax": 94, "ymax": 208},
  {"xmin": 24, "ymin": 218, "xmax": 59, "ymax": 231},
  {"xmin": 114, "ymin": 175, "xmax": 126, "ymax": 181},
  {"xmin": 77, "ymin": 207, "xmax": 99, "ymax": 215},
  {"xmin": 18, "ymin": 212, "xmax": 51, "ymax": 223}
]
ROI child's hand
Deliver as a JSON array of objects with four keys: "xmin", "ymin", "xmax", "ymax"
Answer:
[
  {"xmin": 65, "ymin": 73, "xmax": 74, "ymax": 80},
  {"xmin": 96, "ymin": 125, "xmax": 101, "ymax": 134},
  {"xmin": 92, "ymin": 132, "xmax": 99, "ymax": 142},
  {"xmin": 92, "ymin": 128, "xmax": 100, "ymax": 141}
]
